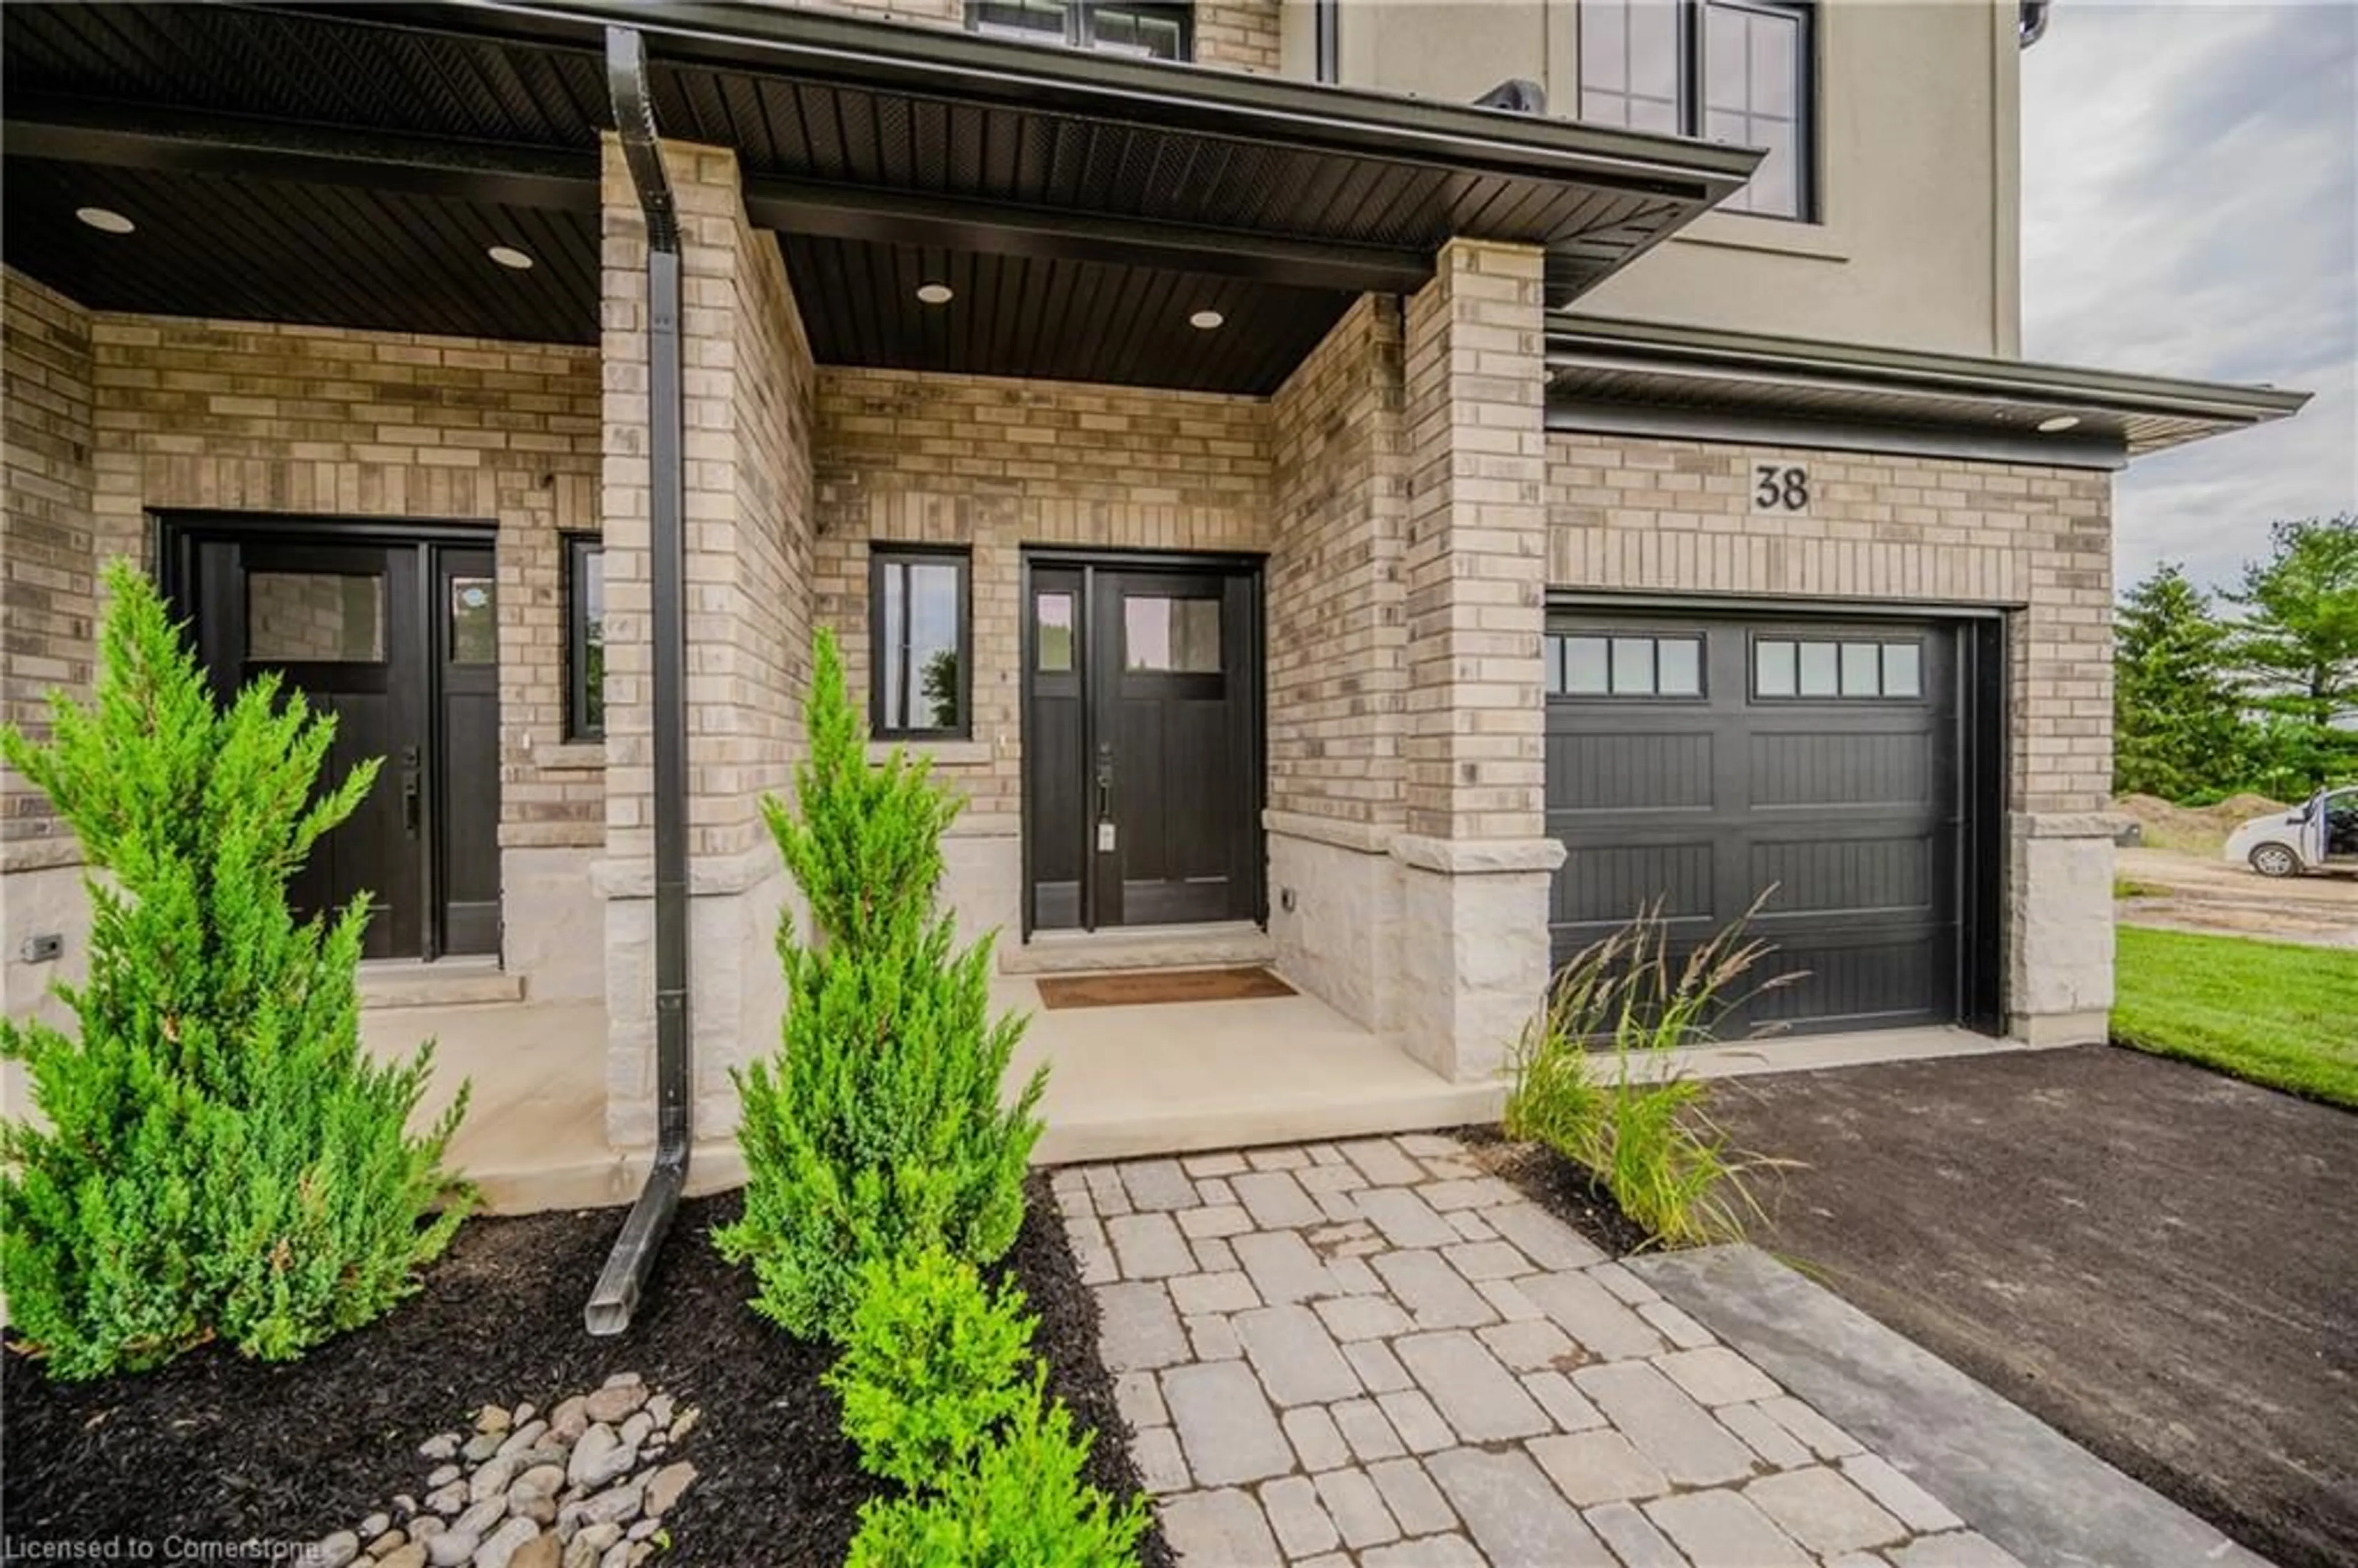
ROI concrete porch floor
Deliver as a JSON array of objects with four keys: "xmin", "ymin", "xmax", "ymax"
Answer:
[{"xmin": 357, "ymin": 977, "xmax": 2069, "ymax": 1214}]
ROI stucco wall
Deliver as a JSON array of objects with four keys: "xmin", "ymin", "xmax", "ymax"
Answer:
[{"xmin": 1335, "ymin": 0, "xmax": 2019, "ymax": 358}]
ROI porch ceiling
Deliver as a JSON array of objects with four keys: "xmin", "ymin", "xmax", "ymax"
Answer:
[{"xmin": 2, "ymin": 1, "xmax": 1758, "ymax": 393}]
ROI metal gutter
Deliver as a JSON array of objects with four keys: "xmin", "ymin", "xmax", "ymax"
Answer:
[
  {"xmin": 584, "ymin": 23, "xmax": 691, "ymax": 1338},
  {"xmin": 424, "ymin": 0, "xmax": 1760, "ymax": 200},
  {"xmin": 1547, "ymin": 315, "xmax": 2313, "ymax": 427}
]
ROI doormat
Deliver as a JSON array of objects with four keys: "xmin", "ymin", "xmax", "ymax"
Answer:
[{"xmin": 1036, "ymin": 966, "xmax": 1296, "ymax": 1010}]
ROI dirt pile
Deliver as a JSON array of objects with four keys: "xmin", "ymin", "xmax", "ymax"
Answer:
[{"xmin": 2114, "ymin": 793, "xmax": 2288, "ymax": 856}]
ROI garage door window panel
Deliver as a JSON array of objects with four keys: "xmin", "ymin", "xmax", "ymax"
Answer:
[
  {"xmin": 1549, "ymin": 632, "xmax": 1705, "ymax": 698},
  {"xmin": 1754, "ymin": 636, "xmax": 1928, "ymax": 702}
]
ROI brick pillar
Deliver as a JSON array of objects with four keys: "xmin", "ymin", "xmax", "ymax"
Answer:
[
  {"xmin": 597, "ymin": 135, "xmax": 817, "ymax": 1152},
  {"xmin": 1393, "ymin": 239, "xmax": 1562, "ymax": 1081}
]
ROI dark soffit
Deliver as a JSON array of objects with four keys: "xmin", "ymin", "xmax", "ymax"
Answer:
[
  {"xmin": 780, "ymin": 236, "xmax": 1353, "ymax": 393},
  {"xmin": 2, "ymin": 159, "xmax": 600, "ymax": 344},
  {"xmin": 0, "ymin": 4, "xmax": 1761, "ymax": 386}
]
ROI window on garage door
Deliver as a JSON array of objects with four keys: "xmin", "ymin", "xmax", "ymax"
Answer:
[{"xmin": 1752, "ymin": 635, "xmax": 1924, "ymax": 700}]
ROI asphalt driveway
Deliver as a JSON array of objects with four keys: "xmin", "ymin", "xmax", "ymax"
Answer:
[{"xmin": 1714, "ymin": 1044, "xmax": 2358, "ymax": 1568}]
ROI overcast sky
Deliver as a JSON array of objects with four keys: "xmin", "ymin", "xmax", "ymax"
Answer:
[{"xmin": 2021, "ymin": 0, "xmax": 2357, "ymax": 594}]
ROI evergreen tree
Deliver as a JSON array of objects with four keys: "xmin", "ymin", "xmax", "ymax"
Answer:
[
  {"xmin": 714, "ymin": 629, "xmax": 1045, "ymax": 1341},
  {"xmin": 2225, "ymin": 514, "xmax": 2358, "ymax": 790},
  {"xmin": 2113, "ymin": 563, "xmax": 2246, "ymax": 800},
  {"xmin": 1, "ymin": 562, "xmax": 470, "ymax": 1379}
]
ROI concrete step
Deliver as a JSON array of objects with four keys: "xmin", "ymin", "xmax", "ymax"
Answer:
[
  {"xmin": 359, "ymin": 960, "xmax": 524, "ymax": 1010},
  {"xmin": 999, "ymin": 920, "xmax": 1275, "ymax": 976}
]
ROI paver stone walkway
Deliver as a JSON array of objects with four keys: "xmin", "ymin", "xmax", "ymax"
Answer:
[{"xmin": 1054, "ymin": 1134, "xmax": 2023, "ymax": 1568}]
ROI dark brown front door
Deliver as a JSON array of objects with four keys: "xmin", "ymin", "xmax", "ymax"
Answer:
[
  {"xmin": 171, "ymin": 524, "xmax": 499, "ymax": 961},
  {"xmin": 1024, "ymin": 556, "xmax": 1262, "ymax": 934}
]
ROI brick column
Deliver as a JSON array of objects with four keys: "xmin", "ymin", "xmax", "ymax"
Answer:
[
  {"xmin": 598, "ymin": 136, "xmax": 817, "ymax": 1152},
  {"xmin": 1387, "ymin": 239, "xmax": 1563, "ymax": 1081}
]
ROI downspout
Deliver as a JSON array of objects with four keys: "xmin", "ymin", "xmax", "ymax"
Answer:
[{"xmin": 586, "ymin": 22, "xmax": 691, "ymax": 1337}]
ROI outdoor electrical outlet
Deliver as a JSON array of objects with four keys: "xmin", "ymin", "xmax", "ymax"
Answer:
[{"xmin": 20, "ymin": 933, "xmax": 63, "ymax": 963}]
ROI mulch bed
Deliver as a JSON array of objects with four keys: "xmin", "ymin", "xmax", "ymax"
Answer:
[
  {"xmin": 1458, "ymin": 1124, "xmax": 1656, "ymax": 1259},
  {"xmin": 2, "ymin": 1174, "xmax": 1169, "ymax": 1564}
]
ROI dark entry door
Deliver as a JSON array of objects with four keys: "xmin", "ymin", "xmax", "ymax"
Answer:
[
  {"xmin": 1544, "ymin": 611, "xmax": 1969, "ymax": 1035},
  {"xmin": 1024, "ymin": 559, "xmax": 1261, "ymax": 933},
  {"xmin": 176, "ymin": 527, "xmax": 499, "ymax": 961}
]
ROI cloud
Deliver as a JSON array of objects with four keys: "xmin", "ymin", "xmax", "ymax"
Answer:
[{"xmin": 2021, "ymin": 0, "xmax": 2358, "ymax": 593}]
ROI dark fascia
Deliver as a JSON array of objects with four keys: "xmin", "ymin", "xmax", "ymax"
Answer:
[
  {"xmin": 1547, "ymin": 314, "xmax": 2313, "ymax": 431},
  {"xmin": 413, "ymin": 0, "xmax": 1762, "ymax": 201}
]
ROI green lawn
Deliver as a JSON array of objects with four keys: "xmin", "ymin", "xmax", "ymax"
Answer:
[{"xmin": 2113, "ymin": 926, "xmax": 2358, "ymax": 1108}]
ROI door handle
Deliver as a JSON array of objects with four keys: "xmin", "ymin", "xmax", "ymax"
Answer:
[
  {"xmin": 402, "ymin": 774, "xmax": 420, "ymax": 836},
  {"xmin": 1094, "ymin": 741, "xmax": 1116, "ymax": 852}
]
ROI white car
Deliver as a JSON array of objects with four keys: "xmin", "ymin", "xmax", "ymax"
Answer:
[{"xmin": 2224, "ymin": 785, "xmax": 2358, "ymax": 878}]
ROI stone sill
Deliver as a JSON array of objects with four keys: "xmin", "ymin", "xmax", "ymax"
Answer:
[
  {"xmin": 535, "ymin": 742, "xmax": 607, "ymax": 772},
  {"xmin": 868, "ymin": 739, "xmax": 994, "ymax": 767},
  {"xmin": 1670, "ymin": 208, "xmax": 1853, "ymax": 262}
]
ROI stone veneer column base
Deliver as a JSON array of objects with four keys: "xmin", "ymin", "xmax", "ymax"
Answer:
[
  {"xmin": 2007, "ymin": 813, "xmax": 2116, "ymax": 1047},
  {"xmin": 595, "ymin": 847, "xmax": 794, "ymax": 1152},
  {"xmin": 1390, "ymin": 834, "xmax": 1565, "ymax": 1084},
  {"xmin": 1265, "ymin": 813, "xmax": 1403, "ymax": 1036}
]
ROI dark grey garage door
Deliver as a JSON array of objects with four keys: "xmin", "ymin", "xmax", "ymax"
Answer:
[{"xmin": 1544, "ymin": 610, "xmax": 1967, "ymax": 1034}]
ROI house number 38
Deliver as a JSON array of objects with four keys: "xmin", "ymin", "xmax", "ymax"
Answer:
[{"xmin": 1753, "ymin": 464, "xmax": 1810, "ymax": 513}]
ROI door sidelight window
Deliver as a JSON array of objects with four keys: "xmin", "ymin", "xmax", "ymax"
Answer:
[
  {"xmin": 872, "ymin": 547, "xmax": 971, "ymax": 739},
  {"xmin": 564, "ymin": 534, "xmax": 605, "ymax": 740}
]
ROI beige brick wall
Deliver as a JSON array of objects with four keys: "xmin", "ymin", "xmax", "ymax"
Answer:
[
  {"xmin": 599, "ymin": 139, "xmax": 818, "ymax": 868},
  {"xmin": 793, "ymin": 0, "xmax": 1284, "ymax": 72},
  {"xmin": 0, "ymin": 267, "xmax": 606, "ymax": 856},
  {"xmin": 1544, "ymin": 432, "xmax": 2115, "ymax": 815},
  {"xmin": 811, "ymin": 368, "xmax": 1271, "ymax": 827},
  {"xmin": 1, "ymin": 271, "xmax": 96, "ymax": 866},
  {"xmin": 599, "ymin": 137, "xmax": 819, "ymax": 1146},
  {"xmin": 1267, "ymin": 294, "xmax": 1408, "ymax": 831},
  {"xmin": 1196, "ymin": 0, "xmax": 1284, "ymax": 72},
  {"xmin": 1401, "ymin": 240, "xmax": 1552, "ymax": 844}
]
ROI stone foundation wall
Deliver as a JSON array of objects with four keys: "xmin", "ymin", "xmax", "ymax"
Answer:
[{"xmin": 1545, "ymin": 429, "xmax": 2117, "ymax": 1041}]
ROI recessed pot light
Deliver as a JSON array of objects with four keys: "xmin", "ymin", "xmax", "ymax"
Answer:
[
  {"xmin": 916, "ymin": 282, "xmax": 955, "ymax": 305},
  {"xmin": 2036, "ymin": 414, "xmax": 2081, "ymax": 433},
  {"xmin": 1188, "ymin": 309, "xmax": 1225, "ymax": 330},
  {"xmin": 76, "ymin": 207, "xmax": 134, "ymax": 235},
  {"xmin": 487, "ymin": 245, "xmax": 534, "ymax": 271}
]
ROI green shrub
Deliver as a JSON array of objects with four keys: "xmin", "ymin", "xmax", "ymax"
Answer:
[
  {"xmin": 826, "ymin": 1248, "xmax": 1037, "ymax": 1488},
  {"xmin": 1504, "ymin": 903, "xmax": 1786, "ymax": 1248},
  {"xmin": 0, "ymin": 562, "xmax": 470, "ymax": 1380},
  {"xmin": 845, "ymin": 1368, "xmax": 1151, "ymax": 1568},
  {"xmin": 712, "ymin": 629, "xmax": 1045, "ymax": 1341}
]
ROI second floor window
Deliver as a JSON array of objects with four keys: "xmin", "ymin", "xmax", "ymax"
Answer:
[
  {"xmin": 1579, "ymin": 0, "xmax": 1814, "ymax": 221},
  {"xmin": 968, "ymin": 2, "xmax": 1192, "ymax": 62}
]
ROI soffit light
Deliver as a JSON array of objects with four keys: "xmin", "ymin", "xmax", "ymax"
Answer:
[
  {"xmin": 2036, "ymin": 414, "xmax": 2081, "ymax": 433},
  {"xmin": 488, "ymin": 245, "xmax": 534, "ymax": 270},
  {"xmin": 916, "ymin": 282, "xmax": 955, "ymax": 305},
  {"xmin": 76, "ymin": 206, "xmax": 135, "ymax": 235},
  {"xmin": 1188, "ymin": 309, "xmax": 1225, "ymax": 330}
]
